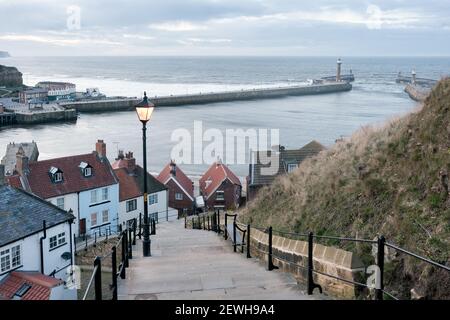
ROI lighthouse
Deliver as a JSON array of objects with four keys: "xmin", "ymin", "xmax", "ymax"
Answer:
[
  {"xmin": 336, "ymin": 58, "xmax": 342, "ymax": 82},
  {"xmin": 411, "ymin": 69, "xmax": 417, "ymax": 85}
]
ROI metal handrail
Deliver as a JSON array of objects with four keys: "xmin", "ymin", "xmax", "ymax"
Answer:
[
  {"xmin": 386, "ymin": 242, "xmax": 450, "ymax": 271},
  {"xmin": 82, "ymin": 265, "xmax": 98, "ymax": 300},
  {"xmin": 313, "ymin": 234, "xmax": 376, "ymax": 244}
]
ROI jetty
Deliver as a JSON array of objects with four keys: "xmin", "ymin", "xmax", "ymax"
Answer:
[{"xmin": 61, "ymin": 81, "xmax": 352, "ymax": 113}]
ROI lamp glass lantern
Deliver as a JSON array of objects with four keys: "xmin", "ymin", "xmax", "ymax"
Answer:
[{"xmin": 135, "ymin": 91, "xmax": 154, "ymax": 123}]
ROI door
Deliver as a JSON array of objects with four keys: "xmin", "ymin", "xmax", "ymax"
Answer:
[{"xmin": 79, "ymin": 218, "xmax": 86, "ymax": 236}]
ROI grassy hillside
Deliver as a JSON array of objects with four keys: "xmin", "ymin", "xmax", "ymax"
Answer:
[{"xmin": 241, "ymin": 79, "xmax": 450, "ymax": 299}]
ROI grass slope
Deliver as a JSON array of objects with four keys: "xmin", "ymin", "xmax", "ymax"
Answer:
[{"xmin": 241, "ymin": 79, "xmax": 450, "ymax": 299}]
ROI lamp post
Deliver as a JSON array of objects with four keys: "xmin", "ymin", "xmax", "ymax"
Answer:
[{"xmin": 135, "ymin": 92, "xmax": 155, "ymax": 257}]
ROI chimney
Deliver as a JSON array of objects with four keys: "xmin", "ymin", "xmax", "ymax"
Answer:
[
  {"xmin": 15, "ymin": 146, "xmax": 29, "ymax": 176},
  {"xmin": 116, "ymin": 150, "xmax": 124, "ymax": 160},
  {"xmin": 124, "ymin": 152, "xmax": 136, "ymax": 172},
  {"xmin": 169, "ymin": 160, "xmax": 176, "ymax": 176},
  {"xmin": 95, "ymin": 140, "xmax": 106, "ymax": 158},
  {"xmin": 0, "ymin": 164, "xmax": 5, "ymax": 186}
]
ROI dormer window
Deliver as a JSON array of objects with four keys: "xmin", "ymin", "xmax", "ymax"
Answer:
[
  {"xmin": 49, "ymin": 166, "xmax": 63, "ymax": 183},
  {"xmin": 79, "ymin": 161, "xmax": 93, "ymax": 177}
]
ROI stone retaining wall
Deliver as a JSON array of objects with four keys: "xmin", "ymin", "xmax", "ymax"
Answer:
[
  {"xmin": 14, "ymin": 108, "xmax": 77, "ymax": 124},
  {"xmin": 249, "ymin": 228, "xmax": 365, "ymax": 299}
]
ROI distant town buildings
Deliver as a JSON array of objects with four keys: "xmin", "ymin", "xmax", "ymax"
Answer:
[
  {"xmin": 157, "ymin": 161, "xmax": 194, "ymax": 216},
  {"xmin": 7, "ymin": 140, "xmax": 119, "ymax": 237},
  {"xmin": 36, "ymin": 81, "xmax": 76, "ymax": 101},
  {"xmin": 199, "ymin": 161, "xmax": 242, "ymax": 211},
  {"xmin": 112, "ymin": 150, "xmax": 169, "ymax": 229},
  {"xmin": 0, "ymin": 166, "xmax": 76, "ymax": 299},
  {"xmin": 247, "ymin": 141, "xmax": 326, "ymax": 202},
  {"xmin": 18, "ymin": 88, "xmax": 48, "ymax": 104}
]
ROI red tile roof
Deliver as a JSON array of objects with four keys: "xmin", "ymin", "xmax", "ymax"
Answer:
[
  {"xmin": 0, "ymin": 271, "xmax": 63, "ymax": 300},
  {"xmin": 157, "ymin": 162, "xmax": 193, "ymax": 199},
  {"xmin": 9, "ymin": 152, "xmax": 117, "ymax": 199},
  {"xmin": 200, "ymin": 162, "xmax": 241, "ymax": 198},
  {"xmin": 114, "ymin": 167, "xmax": 142, "ymax": 202}
]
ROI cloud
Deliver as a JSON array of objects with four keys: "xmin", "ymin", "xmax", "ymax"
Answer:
[{"xmin": 148, "ymin": 21, "xmax": 207, "ymax": 32}]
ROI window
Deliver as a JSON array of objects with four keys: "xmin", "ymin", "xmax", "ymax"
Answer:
[
  {"xmin": 126, "ymin": 199, "xmax": 137, "ymax": 212},
  {"xmin": 149, "ymin": 194, "xmax": 158, "ymax": 205},
  {"xmin": 84, "ymin": 167, "xmax": 92, "ymax": 177},
  {"xmin": 49, "ymin": 167, "xmax": 63, "ymax": 183},
  {"xmin": 287, "ymin": 163, "xmax": 298, "ymax": 173},
  {"xmin": 175, "ymin": 193, "xmax": 183, "ymax": 200},
  {"xmin": 90, "ymin": 190, "xmax": 98, "ymax": 204},
  {"xmin": 216, "ymin": 191, "xmax": 225, "ymax": 201},
  {"xmin": 102, "ymin": 188, "xmax": 108, "ymax": 201},
  {"xmin": 50, "ymin": 233, "xmax": 66, "ymax": 249},
  {"xmin": 56, "ymin": 197, "xmax": 65, "ymax": 210},
  {"xmin": 1, "ymin": 245, "xmax": 21, "ymax": 273},
  {"xmin": 91, "ymin": 213, "xmax": 97, "ymax": 227},
  {"xmin": 54, "ymin": 172, "xmax": 63, "ymax": 182},
  {"xmin": 102, "ymin": 210, "xmax": 109, "ymax": 224}
]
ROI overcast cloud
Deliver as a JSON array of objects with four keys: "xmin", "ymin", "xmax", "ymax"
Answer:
[{"xmin": 0, "ymin": 0, "xmax": 449, "ymax": 56}]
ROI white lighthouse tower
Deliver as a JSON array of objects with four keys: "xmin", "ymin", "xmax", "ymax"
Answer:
[
  {"xmin": 411, "ymin": 69, "xmax": 417, "ymax": 85},
  {"xmin": 336, "ymin": 58, "xmax": 342, "ymax": 82}
]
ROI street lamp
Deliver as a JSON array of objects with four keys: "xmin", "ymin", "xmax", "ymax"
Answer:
[{"xmin": 135, "ymin": 91, "xmax": 155, "ymax": 257}]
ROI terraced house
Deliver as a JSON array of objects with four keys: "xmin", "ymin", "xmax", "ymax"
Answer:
[
  {"xmin": 0, "ymin": 165, "xmax": 76, "ymax": 300},
  {"xmin": 112, "ymin": 150, "xmax": 169, "ymax": 228},
  {"xmin": 7, "ymin": 140, "xmax": 119, "ymax": 237}
]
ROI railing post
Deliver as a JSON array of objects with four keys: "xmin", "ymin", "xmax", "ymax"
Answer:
[
  {"xmin": 233, "ymin": 221, "xmax": 237, "ymax": 252},
  {"xmin": 120, "ymin": 233, "xmax": 126, "ymax": 279},
  {"xmin": 85, "ymin": 234, "xmax": 88, "ymax": 251},
  {"xmin": 217, "ymin": 211, "xmax": 221, "ymax": 234},
  {"xmin": 139, "ymin": 213, "xmax": 142, "ymax": 239},
  {"xmin": 94, "ymin": 232, "xmax": 97, "ymax": 247},
  {"xmin": 111, "ymin": 246, "xmax": 117, "ymax": 300},
  {"xmin": 376, "ymin": 235, "xmax": 385, "ymax": 300},
  {"xmin": 128, "ymin": 228, "xmax": 132, "ymax": 260},
  {"xmin": 207, "ymin": 216, "xmax": 210, "ymax": 231},
  {"xmin": 133, "ymin": 218, "xmax": 137, "ymax": 245},
  {"xmin": 74, "ymin": 234, "xmax": 77, "ymax": 256},
  {"xmin": 94, "ymin": 256, "xmax": 102, "ymax": 301},
  {"xmin": 203, "ymin": 215, "xmax": 206, "ymax": 230},
  {"xmin": 152, "ymin": 219, "xmax": 156, "ymax": 235},
  {"xmin": 247, "ymin": 224, "xmax": 251, "ymax": 258},
  {"xmin": 224, "ymin": 214, "xmax": 228, "ymax": 240},
  {"xmin": 184, "ymin": 215, "xmax": 187, "ymax": 229},
  {"xmin": 268, "ymin": 226, "xmax": 274, "ymax": 271},
  {"xmin": 124, "ymin": 230, "xmax": 129, "ymax": 268},
  {"xmin": 106, "ymin": 227, "xmax": 109, "ymax": 241},
  {"xmin": 307, "ymin": 232, "xmax": 322, "ymax": 295}
]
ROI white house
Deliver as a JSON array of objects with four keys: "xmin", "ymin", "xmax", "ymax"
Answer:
[
  {"xmin": 0, "ymin": 180, "xmax": 76, "ymax": 300},
  {"xmin": 112, "ymin": 151, "xmax": 170, "ymax": 229},
  {"xmin": 7, "ymin": 140, "xmax": 120, "ymax": 236}
]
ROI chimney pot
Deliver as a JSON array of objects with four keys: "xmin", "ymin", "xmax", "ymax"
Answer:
[{"xmin": 95, "ymin": 140, "xmax": 107, "ymax": 158}]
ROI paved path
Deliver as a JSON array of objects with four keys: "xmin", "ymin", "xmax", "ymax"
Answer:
[{"xmin": 118, "ymin": 219, "xmax": 318, "ymax": 300}]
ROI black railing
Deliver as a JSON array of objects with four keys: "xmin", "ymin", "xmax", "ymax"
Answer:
[
  {"xmin": 186, "ymin": 212, "xmax": 450, "ymax": 300},
  {"xmin": 74, "ymin": 225, "xmax": 116, "ymax": 253},
  {"xmin": 82, "ymin": 218, "xmax": 139, "ymax": 301}
]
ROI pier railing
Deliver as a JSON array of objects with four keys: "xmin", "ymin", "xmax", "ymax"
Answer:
[{"xmin": 186, "ymin": 212, "xmax": 450, "ymax": 300}]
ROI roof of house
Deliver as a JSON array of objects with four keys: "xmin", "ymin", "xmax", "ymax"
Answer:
[
  {"xmin": 249, "ymin": 140, "xmax": 326, "ymax": 187},
  {"xmin": 0, "ymin": 271, "xmax": 63, "ymax": 300},
  {"xmin": 157, "ymin": 163, "xmax": 194, "ymax": 199},
  {"xmin": 0, "ymin": 185, "xmax": 74, "ymax": 247},
  {"xmin": 113, "ymin": 165, "xmax": 167, "ymax": 202},
  {"xmin": 8, "ymin": 152, "xmax": 118, "ymax": 199},
  {"xmin": 199, "ymin": 162, "xmax": 241, "ymax": 199}
]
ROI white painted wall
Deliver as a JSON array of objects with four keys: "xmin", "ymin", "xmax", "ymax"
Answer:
[
  {"xmin": 0, "ymin": 221, "xmax": 74, "ymax": 282},
  {"xmin": 47, "ymin": 193, "xmax": 79, "ymax": 235},
  {"xmin": 78, "ymin": 184, "xmax": 119, "ymax": 235},
  {"xmin": 118, "ymin": 190, "xmax": 169, "ymax": 229}
]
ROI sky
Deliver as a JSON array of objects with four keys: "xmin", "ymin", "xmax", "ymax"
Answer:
[{"xmin": 0, "ymin": 0, "xmax": 449, "ymax": 56}]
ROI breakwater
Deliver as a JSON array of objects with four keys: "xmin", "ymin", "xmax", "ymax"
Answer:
[
  {"xmin": 60, "ymin": 82, "xmax": 352, "ymax": 113},
  {"xmin": 404, "ymin": 84, "xmax": 430, "ymax": 102},
  {"xmin": 14, "ymin": 109, "xmax": 77, "ymax": 125}
]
